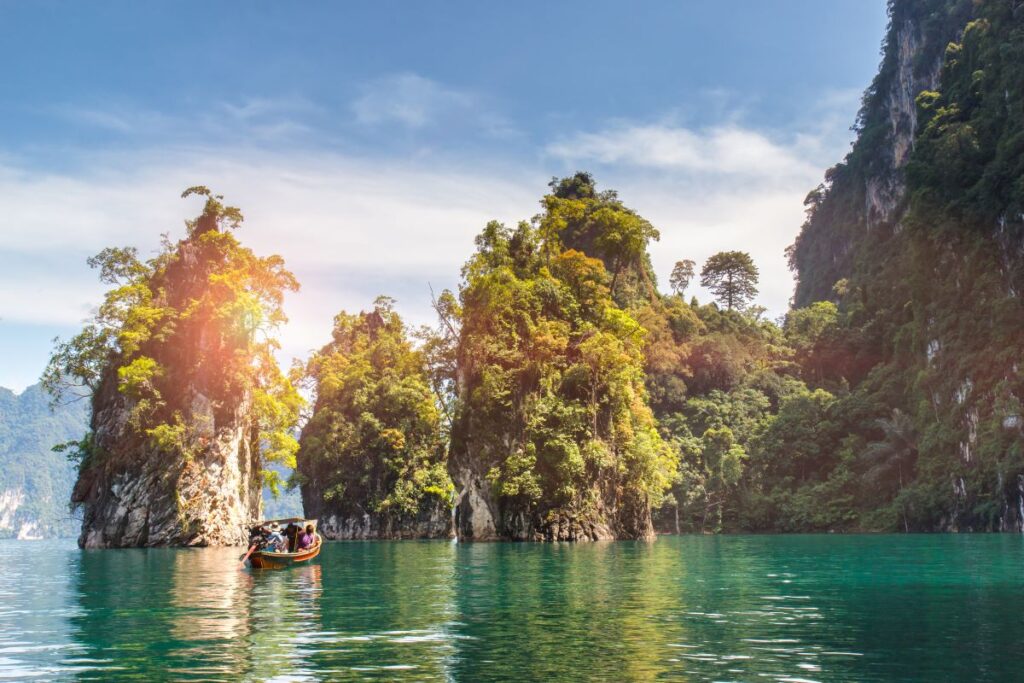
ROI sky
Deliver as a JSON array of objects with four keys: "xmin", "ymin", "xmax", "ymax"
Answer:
[{"xmin": 0, "ymin": 1, "xmax": 890, "ymax": 392}]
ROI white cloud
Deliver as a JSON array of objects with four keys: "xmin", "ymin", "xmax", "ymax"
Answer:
[
  {"xmin": 48, "ymin": 96, "xmax": 321, "ymax": 144},
  {"xmin": 0, "ymin": 93, "xmax": 858, "ymax": 390},
  {"xmin": 547, "ymin": 123, "xmax": 824, "ymax": 181},
  {"xmin": 0, "ymin": 149, "xmax": 541, "ymax": 385},
  {"xmin": 542, "ymin": 102, "xmax": 860, "ymax": 317},
  {"xmin": 352, "ymin": 73, "xmax": 476, "ymax": 129}
]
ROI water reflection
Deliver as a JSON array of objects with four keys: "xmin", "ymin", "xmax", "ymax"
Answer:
[{"xmin": 0, "ymin": 535, "xmax": 1022, "ymax": 681}]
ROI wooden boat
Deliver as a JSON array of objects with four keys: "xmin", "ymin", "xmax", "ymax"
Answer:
[{"xmin": 244, "ymin": 518, "xmax": 322, "ymax": 570}]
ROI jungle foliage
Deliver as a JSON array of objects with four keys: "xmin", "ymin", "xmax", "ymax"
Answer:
[
  {"xmin": 43, "ymin": 188, "xmax": 301, "ymax": 494},
  {"xmin": 296, "ymin": 298, "xmax": 453, "ymax": 521},
  {"xmin": 445, "ymin": 177, "xmax": 677, "ymax": 534}
]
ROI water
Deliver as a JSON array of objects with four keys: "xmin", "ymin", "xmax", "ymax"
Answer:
[{"xmin": 2, "ymin": 535, "xmax": 1023, "ymax": 682}]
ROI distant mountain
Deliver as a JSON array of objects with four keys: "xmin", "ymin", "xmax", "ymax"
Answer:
[
  {"xmin": 0, "ymin": 382, "xmax": 302, "ymax": 539},
  {"xmin": 0, "ymin": 383, "xmax": 87, "ymax": 538},
  {"xmin": 262, "ymin": 461, "xmax": 304, "ymax": 520}
]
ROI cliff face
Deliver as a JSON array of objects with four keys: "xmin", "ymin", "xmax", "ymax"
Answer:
[
  {"xmin": 448, "ymin": 195, "xmax": 675, "ymax": 542},
  {"xmin": 449, "ymin": 422, "xmax": 647, "ymax": 542},
  {"xmin": 789, "ymin": 0, "xmax": 972, "ymax": 307},
  {"xmin": 75, "ymin": 384, "xmax": 261, "ymax": 548},
  {"xmin": 0, "ymin": 384, "xmax": 87, "ymax": 539},
  {"xmin": 73, "ymin": 239, "xmax": 265, "ymax": 547},
  {"xmin": 305, "ymin": 497, "xmax": 452, "ymax": 540},
  {"xmin": 789, "ymin": 0, "xmax": 1024, "ymax": 531}
]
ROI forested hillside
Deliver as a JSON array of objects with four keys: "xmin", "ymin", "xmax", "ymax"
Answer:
[
  {"xmin": 0, "ymin": 384, "xmax": 86, "ymax": 538},
  {"xmin": 784, "ymin": 0, "xmax": 1024, "ymax": 531},
  {"xmin": 44, "ymin": 188, "xmax": 302, "ymax": 547}
]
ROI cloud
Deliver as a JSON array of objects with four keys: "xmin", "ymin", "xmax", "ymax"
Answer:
[
  {"xmin": 0, "ymin": 148, "xmax": 541, "ymax": 390},
  {"xmin": 547, "ymin": 123, "xmax": 824, "ymax": 181},
  {"xmin": 352, "ymin": 73, "xmax": 476, "ymax": 129},
  {"xmin": 47, "ymin": 96, "xmax": 321, "ymax": 144},
  {"xmin": 543, "ymin": 108, "xmax": 858, "ymax": 318},
  {"xmin": 0, "ymin": 90, "xmax": 859, "ymax": 390}
]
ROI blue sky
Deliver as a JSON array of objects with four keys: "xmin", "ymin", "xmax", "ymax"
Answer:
[{"xmin": 0, "ymin": 1, "xmax": 889, "ymax": 391}]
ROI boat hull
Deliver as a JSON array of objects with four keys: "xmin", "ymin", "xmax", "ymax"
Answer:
[{"xmin": 248, "ymin": 536, "xmax": 322, "ymax": 569}]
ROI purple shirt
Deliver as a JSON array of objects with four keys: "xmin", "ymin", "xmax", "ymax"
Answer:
[{"xmin": 297, "ymin": 532, "xmax": 315, "ymax": 549}]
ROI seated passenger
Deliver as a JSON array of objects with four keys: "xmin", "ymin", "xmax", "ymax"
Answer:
[
  {"xmin": 297, "ymin": 524, "xmax": 316, "ymax": 550},
  {"xmin": 265, "ymin": 523, "xmax": 287, "ymax": 553}
]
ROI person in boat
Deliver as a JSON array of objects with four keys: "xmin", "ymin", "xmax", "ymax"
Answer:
[
  {"xmin": 265, "ymin": 523, "xmax": 287, "ymax": 553},
  {"xmin": 297, "ymin": 524, "xmax": 316, "ymax": 550}
]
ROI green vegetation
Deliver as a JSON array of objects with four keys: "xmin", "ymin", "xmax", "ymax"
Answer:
[
  {"xmin": 778, "ymin": 0, "xmax": 1024, "ymax": 531},
  {"xmin": 447, "ymin": 177, "xmax": 676, "ymax": 538},
  {"xmin": 28, "ymin": 1, "xmax": 1023, "ymax": 538},
  {"xmin": 0, "ymin": 384, "xmax": 87, "ymax": 538},
  {"xmin": 669, "ymin": 259, "xmax": 696, "ymax": 298},
  {"xmin": 296, "ymin": 297, "xmax": 453, "ymax": 525},
  {"xmin": 44, "ymin": 187, "xmax": 301, "ymax": 505},
  {"xmin": 700, "ymin": 251, "xmax": 759, "ymax": 312}
]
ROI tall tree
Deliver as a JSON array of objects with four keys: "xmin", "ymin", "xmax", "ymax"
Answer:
[
  {"xmin": 669, "ymin": 259, "xmax": 696, "ymax": 297},
  {"xmin": 538, "ymin": 173, "xmax": 660, "ymax": 306},
  {"xmin": 700, "ymin": 251, "xmax": 759, "ymax": 311}
]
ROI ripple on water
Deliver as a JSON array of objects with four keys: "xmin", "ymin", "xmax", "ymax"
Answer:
[{"xmin": 0, "ymin": 536, "xmax": 1023, "ymax": 681}]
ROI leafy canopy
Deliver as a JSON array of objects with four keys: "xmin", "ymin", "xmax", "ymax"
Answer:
[{"xmin": 700, "ymin": 251, "xmax": 759, "ymax": 311}]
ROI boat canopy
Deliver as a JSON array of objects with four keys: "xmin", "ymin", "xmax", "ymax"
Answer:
[{"xmin": 250, "ymin": 518, "xmax": 318, "ymax": 533}]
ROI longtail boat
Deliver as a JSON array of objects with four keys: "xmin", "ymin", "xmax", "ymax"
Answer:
[{"xmin": 242, "ymin": 517, "xmax": 322, "ymax": 570}]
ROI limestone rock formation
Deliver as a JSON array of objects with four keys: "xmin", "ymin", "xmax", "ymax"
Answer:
[{"xmin": 50, "ymin": 190, "xmax": 299, "ymax": 548}]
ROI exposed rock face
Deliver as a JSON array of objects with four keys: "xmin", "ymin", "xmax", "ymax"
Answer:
[
  {"xmin": 71, "ymin": 227, "xmax": 279, "ymax": 548},
  {"xmin": 790, "ymin": 0, "xmax": 1024, "ymax": 531},
  {"xmin": 450, "ymin": 459, "xmax": 650, "ymax": 542},
  {"xmin": 307, "ymin": 499, "xmax": 452, "ymax": 540},
  {"xmin": 0, "ymin": 383, "xmax": 88, "ymax": 539},
  {"xmin": 449, "ymin": 357, "xmax": 656, "ymax": 542},
  {"xmin": 73, "ymin": 373, "xmax": 261, "ymax": 548},
  {"xmin": 790, "ymin": 0, "xmax": 971, "ymax": 307}
]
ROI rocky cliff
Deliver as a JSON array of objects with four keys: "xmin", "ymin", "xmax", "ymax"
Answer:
[
  {"xmin": 788, "ymin": 0, "xmax": 1024, "ymax": 531},
  {"xmin": 73, "ymin": 357, "xmax": 264, "ymax": 548},
  {"xmin": 48, "ymin": 189, "xmax": 300, "ymax": 547},
  {"xmin": 448, "ymin": 183, "xmax": 676, "ymax": 542},
  {"xmin": 789, "ymin": 0, "xmax": 973, "ymax": 307}
]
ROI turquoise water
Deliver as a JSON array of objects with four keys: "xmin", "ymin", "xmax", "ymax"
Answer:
[{"xmin": 2, "ymin": 535, "xmax": 1022, "ymax": 681}]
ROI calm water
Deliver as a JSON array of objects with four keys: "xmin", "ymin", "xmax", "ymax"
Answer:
[{"xmin": 2, "ymin": 535, "xmax": 1023, "ymax": 682}]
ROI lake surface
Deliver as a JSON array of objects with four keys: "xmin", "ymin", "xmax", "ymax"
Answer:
[{"xmin": 2, "ymin": 535, "xmax": 1022, "ymax": 681}]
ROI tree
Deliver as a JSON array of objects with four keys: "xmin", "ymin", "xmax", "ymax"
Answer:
[
  {"xmin": 700, "ymin": 251, "xmax": 759, "ymax": 311},
  {"xmin": 669, "ymin": 259, "xmax": 696, "ymax": 297},
  {"xmin": 450, "ymin": 188, "xmax": 677, "ymax": 539},
  {"xmin": 860, "ymin": 409, "xmax": 917, "ymax": 495},
  {"xmin": 537, "ymin": 173, "xmax": 660, "ymax": 307},
  {"xmin": 297, "ymin": 298, "xmax": 453, "ymax": 524},
  {"xmin": 700, "ymin": 426, "xmax": 746, "ymax": 532}
]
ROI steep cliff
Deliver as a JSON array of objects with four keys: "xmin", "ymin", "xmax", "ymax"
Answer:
[
  {"xmin": 447, "ymin": 181, "xmax": 677, "ymax": 541},
  {"xmin": 789, "ymin": 0, "xmax": 972, "ymax": 308},
  {"xmin": 297, "ymin": 299, "xmax": 453, "ymax": 539},
  {"xmin": 46, "ymin": 188, "xmax": 300, "ymax": 547},
  {"xmin": 787, "ymin": 0, "xmax": 1024, "ymax": 531}
]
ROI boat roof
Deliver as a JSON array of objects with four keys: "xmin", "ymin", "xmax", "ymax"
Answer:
[{"xmin": 256, "ymin": 518, "xmax": 317, "ymax": 526}]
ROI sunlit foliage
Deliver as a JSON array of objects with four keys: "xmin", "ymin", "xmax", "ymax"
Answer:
[
  {"xmin": 449, "ymin": 176, "xmax": 677, "ymax": 535},
  {"xmin": 296, "ymin": 298, "xmax": 453, "ymax": 520},
  {"xmin": 43, "ymin": 187, "xmax": 301, "ymax": 491}
]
